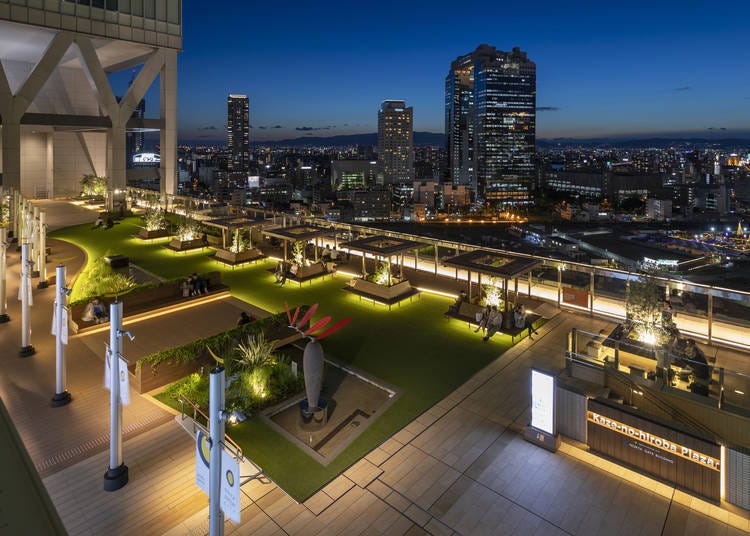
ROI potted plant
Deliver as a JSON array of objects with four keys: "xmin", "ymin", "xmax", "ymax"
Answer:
[
  {"xmin": 138, "ymin": 207, "xmax": 170, "ymax": 239},
  {"xmin": 214, "ymin": 229, "xmax": 261, "ymax": 264},
  {"xmin": 168, "ymin": 217, "xmax": 205, "ymax": 251}
]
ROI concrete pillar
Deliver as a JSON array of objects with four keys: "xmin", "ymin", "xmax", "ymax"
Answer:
[
  {"xmin": 1, "ymin": 120, "xmax": 21, "ymax": 192},
  {"xmin": 160, "ymin": 49, "xmax": 178, "ymax": 196},
  {"xmin": 107, "ymin": 126, "xmax": 127, "ymax": 191}
]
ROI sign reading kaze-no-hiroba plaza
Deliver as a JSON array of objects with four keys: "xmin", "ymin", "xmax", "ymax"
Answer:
[{"xmin": 586, "ymin": 399, "xmax": 721, "ymax": 501}]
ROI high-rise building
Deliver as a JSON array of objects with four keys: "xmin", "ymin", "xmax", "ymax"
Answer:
[
  {"xmin": 377, "ymin": 100, "xmax": 413, "ymax": 185},
  {"xmin": 126, "ymin": 98, "xmax": 146, "ymax": 168},
  {"xmin": 0, "ymin": 0, "xmax": 181, "ymax": 198},
  {"xmin": 227, "ymin": 94, "xmax": 250, "ymax": 173},
  {"xmin": 446, "ymin": 44, "xmax": 536, "ymax": 205}
]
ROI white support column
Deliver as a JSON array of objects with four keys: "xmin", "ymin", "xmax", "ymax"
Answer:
[
  {"xmin": 31, "ymin": 205, "xmax": 40, "ymax": 277},
  {"xmin": 37, "ymin": 211, "xmax": 48, "ymax": 288},
  {"xmin": 104, "ymin": 301, "xmax": 129, "ymax": 491},
  {"xmin": 51, "ymin": 264, "xmax": 71, "ymax": 407},
  {"xmin": 19, "ymin": 243, "xmax": 35, "ymax": 357},
  {"xmin": 0, "ymin": 228, "xmax": 9, "ymax": 323},
  {"xmin": 107, "ymin": 125, "xmax": 128, "ymax": 195},
  {"xmin": 209, "ymin": 366, "xmax": 226, "ymax": 536},
  {"xmin": 160, "ymin": 49, "xmax": 178, "ymax": 196}
]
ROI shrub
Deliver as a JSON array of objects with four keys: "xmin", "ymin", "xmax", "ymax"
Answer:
[
  {"xmin": 143, "ymin": 207, "xmax": 167, "ymax": 231},
  {"xmin": 177, "ymin": 218, "xmax": 202, "ymax": 241},
  {"xmin": 75, "ymin": 255, "xmax": 136, "ymax": 301}
]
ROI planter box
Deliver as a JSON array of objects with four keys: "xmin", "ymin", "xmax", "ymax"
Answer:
[
  {"xmin": 167, "ymin": 238, "xmax": 205, "ymax": 251},
  {"xmin": 131, "ymin": 355, "xmax": 212, "ymax": 394},
  {"xmin": 138, "ymin": 228, "xmax": 170, "ymax": 240},
  {"xmin": 213, "ymin": 248, "xmax": 265, "ymax": 265},
  {"xmin": 350, "ymin": 279, "xmax": 413, "ymax": 300}
]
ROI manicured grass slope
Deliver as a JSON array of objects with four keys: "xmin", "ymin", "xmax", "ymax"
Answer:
[{"xmin": 52, "ymin": 218, "xmax": 513, "ymax": 499}]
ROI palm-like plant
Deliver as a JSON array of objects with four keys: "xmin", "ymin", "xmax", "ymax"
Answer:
[{"xmin": 235, "ymin": 332, "xmax": 276, "ymax": 371}]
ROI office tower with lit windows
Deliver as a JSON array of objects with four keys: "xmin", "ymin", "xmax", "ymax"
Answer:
[
  {"xmin": 446, "ymin": 44, "xmax": 536, "ymax": 205},
  {"xmin": 377, "ymin": 100, "xmax": 414, "ymax": 185},
  {"xmin": 227, "ymin": 94, "xmax": 250, "ymax": 173}
]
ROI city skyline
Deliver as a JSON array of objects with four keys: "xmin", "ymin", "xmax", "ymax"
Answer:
[{"xmin": 108, "ymin": 0, "xmax": 750, "ymax": 143}]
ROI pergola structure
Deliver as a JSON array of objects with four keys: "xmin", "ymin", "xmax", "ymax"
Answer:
[
  {"xmin": 264, "ymin": 224, "xmax": 332, "ymax": 264},
  {"xmin": 340, "ymin": 235, "xmax": 426, "ymax": 284},
  {"xmin": 203, "ymin": 215, "xmax": 266, "ymax": 249},
  {"xmin": 443, "ymin": 249, "xmax": 541, "ymax": 321}
]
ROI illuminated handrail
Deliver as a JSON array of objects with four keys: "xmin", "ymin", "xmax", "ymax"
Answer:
[{"xmin": 177, "ymin": 394, "xmax": 243, "ymax": 457}]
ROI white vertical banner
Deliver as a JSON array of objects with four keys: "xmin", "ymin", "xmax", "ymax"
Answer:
[
  {"xmin": 195, "ymin": 430, "xmax": 210, "ymax": 494},
  {"xmin": 221, "ymin": 449, "xmax": 241, "ymax": 524},
  {"xmin": 18, "ymin": 272, "xmax": 32, "ymax": 305},
  {"xmin": 50, "ymin": 306, "xmax": 69, "ymax": 344},
  {"xmin": 104, "ymin": 345, "xmax": 131, "ymax": 405}
]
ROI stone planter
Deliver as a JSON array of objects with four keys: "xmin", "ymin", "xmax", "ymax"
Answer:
[{"xmin": 167, "ymin": 237, "xmax": 205, "ymax": 251}]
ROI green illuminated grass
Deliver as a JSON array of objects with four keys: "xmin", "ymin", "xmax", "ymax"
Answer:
[{"xmin": 52, "ymin": 219, "xmax": 514, "ymax": 500}]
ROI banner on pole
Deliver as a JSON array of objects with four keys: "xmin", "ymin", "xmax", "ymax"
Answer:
[
  {"xmin": 104, "ymin": 345, "xmax": 131, "ymax": 405},
  {"xmin": 194, "ymin": 430, "xmax": 242, "ymax": 524},
  {"xmin": 18, "ymin": 274, "xmax": 32, "ymax": 305},
  {"xmin": 50, "ymin": 305, "xmax": 69, "ymax": 344}
]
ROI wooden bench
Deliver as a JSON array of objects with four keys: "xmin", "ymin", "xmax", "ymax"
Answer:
[
  {"xmin": 343, "ymin": 279, "xmax": 419, "ymax": 310},
  {"xmin": 445, "ymin": 301, "xmax": 486, "ymax": 327},
  {"xmin": 69, "ymin": 271, "xmax": 227, "ymax": 334},
  {"xmin": 500, "ymin": 314, "xmax": 542, "ymax": 343}
]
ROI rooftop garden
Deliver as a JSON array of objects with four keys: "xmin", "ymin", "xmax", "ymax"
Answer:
[{"xmin": 50, "ymin": 217, "xmax": 515, "ymax": 500}]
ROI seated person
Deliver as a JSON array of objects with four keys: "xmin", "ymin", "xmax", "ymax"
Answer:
[
  {"xmin": 684, "ymin": 339, "xmax": 710, "ymax": 380},
  {"xmin": 322, "ymin": 245, "xmax": 332, "ymax": 261},
  {"xmin": 474, "ymin": 304, "xmax": 492, "ymax": 335},
  {"xmin": 482, "ymin": 307, "xmax": 503, "ymax": 341},
  {"xmin": 82, "ymin": 297, "xmax": 107, "ymax": 323},
  {"xmin": 237, "ymin": 311, "xmax": 251, "ymax": 326},
  {"xmin": 448, "ymin": 291, "xmax": 467, "ymax": 314},
  {"xmin": 513, "ymin": 304, "xmax": 538, "ymax": 339},
  {"xmin": 93, "ymin": 215, "xmax": 103, "ymax": 229},
  {"xmin": 330, "ymin": 248, "xmax": 339, "ymax": 261},
  {"xmin": 104, "ymin": 216, "xmax": 114, "ymax": 229}
]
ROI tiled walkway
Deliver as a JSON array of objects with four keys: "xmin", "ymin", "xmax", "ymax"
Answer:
[{"xmin": 1, "ymin": 201, "xmax": 748, "ymax": 535}]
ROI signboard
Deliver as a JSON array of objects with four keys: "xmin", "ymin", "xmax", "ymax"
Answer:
[
  {"xmin": 587, "ymin": 399, "xmax": 721, "ymax": 501},
  {"xmin": 562, "ymin": 287, "xmax": 588, "ymax": 308},
  {"xmin": 195, "ymin": 431, "xmax": 242, "ymax": 524},
  {"xmin": 103, "ymin": 346, "xmax": 130, "ymax": 405},
  {"xmin": 531, "ymin": 369, "xmax": 555, "ymax": 435}
]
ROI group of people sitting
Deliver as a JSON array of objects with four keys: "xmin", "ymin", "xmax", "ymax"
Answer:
[
  {"xmin": 655, "ymin": 335, "xmax": 711, "ymax": 394},
  {"xmin": 81, "ymin": 297, "xmax": 108, "ymax": 323},
  {"xmin": 321, "ymin": 245, "xmax": 340, "ymax": 262},
  {"xmin": 181, "ymin": 273, "xmax": 209, "ymax": 297},
  {"xmin": 93, "ymin": 215, "xmax": 114, "ymax": 230},
  {"xmin": 472, "ymin": 302, "xmax": 538, "ymax": 342}
]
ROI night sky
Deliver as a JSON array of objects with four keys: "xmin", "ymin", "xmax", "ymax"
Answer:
[{"xmin": 112, "ymin": 0, "xmax": 750, "ymax": 143}]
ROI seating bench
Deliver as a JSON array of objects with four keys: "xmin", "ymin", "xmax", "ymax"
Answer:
[
  {"xmin": 210, "ymin": 248, "xmax": 265, "ymax": 267},
  {"xmin": 286, "ymin": 262, "xmax": 333, "ymax": 286},
  {"xmin": 500, "ymin": 314, "xmax": 542, "ymax": 343},
  {"xmin": 343, "ymin": 279, "xmax": 419, "ymax": 310},
  {"xmin": 165, "ymin": 238, "xmax": 206, "ymax": 252},
  {"xmin": 69, "ymin": 271, "xmax": 227, "ymax": 334},
  {"xmin": 445, "ymin": 301, "xmax": 485, "ymax": 326}
]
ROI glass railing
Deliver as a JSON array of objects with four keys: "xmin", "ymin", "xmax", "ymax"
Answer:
[{"xmin": 567, "ymin": 327, "xmax": 749, "ymax": 415}]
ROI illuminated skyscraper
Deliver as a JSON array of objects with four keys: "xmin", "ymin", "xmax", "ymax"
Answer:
[
  {"xmin": 446, "ymin": 44, "xmax": 536, "ymax": 205},
  {"xmin": 377, "ymin": 100, "xmax": 413, "ymax": 185},
  {"xmin": 227, "ymin": 94, "xmax": 250, "ymax": 173}
]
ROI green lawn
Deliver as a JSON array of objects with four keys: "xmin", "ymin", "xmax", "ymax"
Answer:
[{"xmin": 51, "ymin": 218, "xmax": 515, "ymax": 500}]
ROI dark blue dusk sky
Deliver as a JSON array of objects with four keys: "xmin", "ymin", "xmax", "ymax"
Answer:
[{"xmin": 118, "ymin": 0, "xmax": 750, "ymax": 143}]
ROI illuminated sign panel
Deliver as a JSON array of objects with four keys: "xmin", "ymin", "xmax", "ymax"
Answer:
[
  {"xmin": 587, "ymin": 400, "xmax": 721, "ymax": 501},
  {"xmin": 531, "ymin": 369, "xmax": 555, "ymax": 435}
]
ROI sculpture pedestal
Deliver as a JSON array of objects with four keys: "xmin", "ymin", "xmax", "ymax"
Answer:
[{"xmin": 299, "ymin": 398, "xmax": 328, "ymax": 431}]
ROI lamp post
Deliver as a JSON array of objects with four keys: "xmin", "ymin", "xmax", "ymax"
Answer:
[
  {"xmin": 19, "ymin": 243, "xmax": 35, "ymax": 357},
  {"xmin": 0, "ymin": 228, "xmax": 9, "ymax": 323},
  {"xmin": 103, "ymin": 301, "xmax": 130, "ymax": 491},
  {"xmin": 208, "ymin": 366, "xmax": 226, "ymax": 536},
  {"xmin": 51, "ymin": 264, "xmax": 71, "ymax": 406}
]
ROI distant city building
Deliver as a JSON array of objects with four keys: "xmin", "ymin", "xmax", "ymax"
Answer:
[
  {"xmin": 646, "ymin": 198, "xmax": 673, "ymax": 221},
  {"xmin": 227, "ymin": 94, "xmax": 250, "ymax": 173},
  {"xmin": 126, "ymin": 98, "xmax": 146, "ymax": 168},
  {"xmin": 377, "ymin": 100, "xmax": 414, "ymax": 185},
  {"xmin": 336, "ymin": 189, "xmax": 391, "ymax": 222},
  {"xmin": 445, "ymin": 44, "xmax": 536, "ymax": 205},
  {"xmin": 331, "ymin": 160, "xmax": 378, "ymax": 190}
]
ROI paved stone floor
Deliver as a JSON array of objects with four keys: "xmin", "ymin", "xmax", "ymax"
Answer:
[{"xmin": 1, "ymin": 201, "xmax": 748, "ymax": 535}]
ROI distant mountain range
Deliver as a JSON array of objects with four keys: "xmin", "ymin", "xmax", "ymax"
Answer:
[
  {"xmin": 251, "ymin": 131, "xmax": 447, "ymax": 147},
  {"xmin": 176, "ymin": 133, "xmax": 750, "ymax": 150}
]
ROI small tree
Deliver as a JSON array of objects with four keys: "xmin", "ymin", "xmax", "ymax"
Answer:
[
  {"xmin": 626, "ymin": 274, "xmax": 672, "ymax": 345},
  {"xmin": 80, "ymin": 174, "xmax": 108, "ymax": 197},
  {"xmin": 143, "ymin": 207, "xmax": 167, "ymax": 231},
  {"xmin": 229, "ymin": 229, "xmax": 248, "ymax": 253},
  {"xmin": 481, "ymin": 278, "xmax": 503, "ymax": 307},
  {"xmin": 176, "ymin": 218, "xmax": 201, "ymax": 241},
  {"xmin": 0, "ymin": 200, "xmax": 9, "ymax": 226},
  {"xmin": 372, "ymin": 261, "xmax": 391, "ymax": 286},
  {"xmin": 291, "ymin": 241, "xmax": 304, "ymax": 265}
]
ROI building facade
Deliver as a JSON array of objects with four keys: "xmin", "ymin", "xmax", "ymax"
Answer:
[
  {"xmin": 446, "ymin": 44, "xmax": 535, "ymax": 205},
  {"xmin": 377, "ymin": 100, "xmax": 413, "ymax": 185},
  {"xmin": 0, "ymin": 0, "xmax": 181, "ymax": 198},
  {"xmin": 227, "ymin": 94, "xmax": 250, "ymax": 174}
]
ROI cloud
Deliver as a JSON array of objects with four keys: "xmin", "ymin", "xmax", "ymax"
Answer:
[
  {"xmin": 258, "ymin": 126, "xmax": 267, "ymax": 130},
  {"xmin": 536, "ymin": 106, "xmax": 560, "ymax": 112},
  {"xmin": 272, "ymin": 125, "xmax": 283, "ymax": 129},
  {"xmin": 296, "ymin": 126, "xmax": 333, "ymax": 131},
  {"xmin": 198, "ymin": 125, "xmax": 217, "ymax": 130},
  {"xmin": 673, "ymin": 86, "xmax": 691, "ymax": 91}
]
